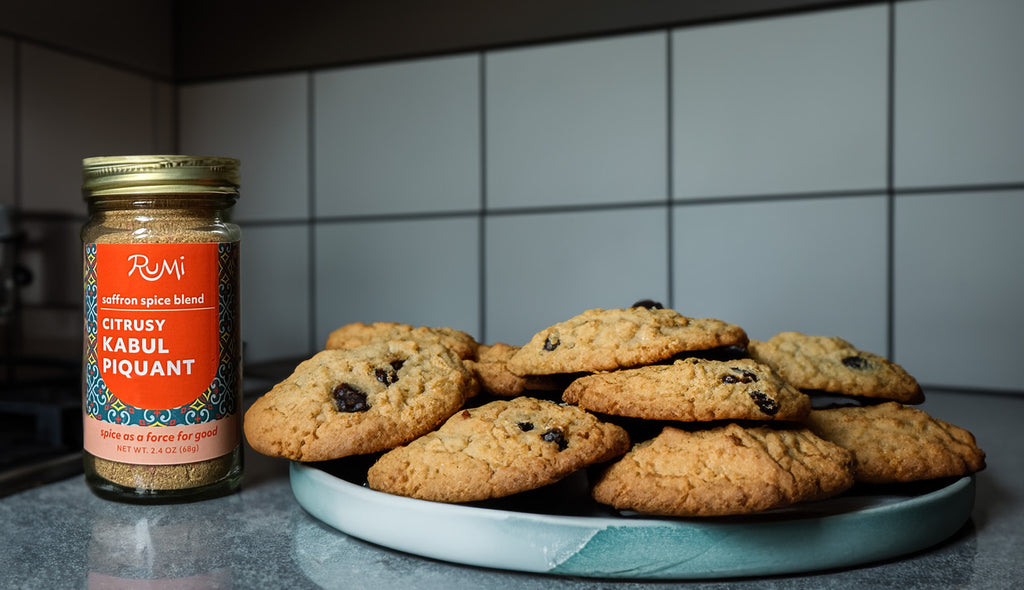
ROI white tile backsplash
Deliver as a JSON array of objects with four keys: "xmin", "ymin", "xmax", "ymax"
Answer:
[
  {"xmin": 7, "ymin": 0, "xmax": 1023, "ymax": 393},
  {"xmin": 672, "ymin": 5, "xmax": 888, "ymax": 199},
  {"xmin": 894, "ymin": 0, "xmax": 1024, "ymax": 188},
  {"xmin": 241, "ymin": 225, "xmax": 312, "ymax": 362},
  {"xmin": 314, "ymin": 217, "xmax": 480, "ymax": 346},
  {"xmin": 894, "ymin": 191, "xmax": 1024, "ymax": 391},
  {"xmin": 179, "ymin": 73, "xmax": 309, "ymax": 222},
  {"xmin": 314, "ymin": 55, "xmax": 481, "ymax": 217},
  {"xmin": 485, "ymin": 207, "xmax": 669, "ymax": 346},
  {"xmin": 19, "ymin": 44, "xmax": 157, "ymax": 214},
  {"xmin": 486, "ymin": 33, "xmax": 668, "ymax": 209},
  {"xmin": 673, "ymin": 196, "xmax": 889, "ymax": 353}
]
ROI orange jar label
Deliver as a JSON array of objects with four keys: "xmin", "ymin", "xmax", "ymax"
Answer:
[{"xmin": 83, "ymin": 242, "xmax": 240, "ymax": 465}]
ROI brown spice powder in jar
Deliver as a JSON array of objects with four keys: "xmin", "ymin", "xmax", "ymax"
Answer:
[
  {"xmin": 82, "ymin": 157, "xmax": 243, "ymax": 502},
  {"xmin": 90, "ymin": 451, "xmax": 235, "ymax": 491}
]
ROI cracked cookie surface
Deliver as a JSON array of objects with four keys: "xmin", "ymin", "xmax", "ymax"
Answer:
[
  {"xmin": 366, "ymin": 396, "xmax": 630, "ymax": 503},
  {"xmin": 243, "ymin": 339, "xmax": 477, "ymax": 461},
  {"xmin": 563, "ymin": 357, "xmax": 810, "ymax": 422},
  {"xmin": 507, "ymin": 307, "xmax": 748, "ymax": 376},
  {"xmin": 591, "ymin": 423, "xmax": 854, "ymax": 517},
  {"xmin": 749, "ymin": 332, "xmax": 924, "ymax": 403},
  {"xmin": 325, "ymin": 321, "xmax": 479, "ymax": 360},
  {"xmin": 804, "ymin": 402, "xmax": 986, "ymax": 484}
]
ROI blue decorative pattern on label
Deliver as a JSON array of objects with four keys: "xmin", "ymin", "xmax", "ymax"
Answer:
[{"xmin": 83, "ymin": 242, "xmax": 239, "ymax": 426}]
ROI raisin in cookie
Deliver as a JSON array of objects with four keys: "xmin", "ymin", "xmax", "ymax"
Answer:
[
  {"xmin": 507, "ymin": 307, "xmax": 748, "ymax": 376},
  {"xmin": 366, "ymin": 397, "xmax": 630, "ymax": 503},
  {"xmin": 244, "ymin": 339, "xmax": 478, "ymax": 461},
  {"xmin": 591, "ymin": 424, "xmax": 855, "ymax": 517},
  {"xmin": 749, "ymin": 332, "xmax": 924, "ymax": 403},
  {"xmin": 562, "ymin": 358, "xmax": 810, "ymax": 422},
  {"xmin": 325, "ymin": 321, "xmax": 479, "ymax": 360},
  {"xmin": 804, "ymin": 402, "xmax": 986, "ymax": 484}
]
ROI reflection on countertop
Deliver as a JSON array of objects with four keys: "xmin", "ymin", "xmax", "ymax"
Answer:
[
  {"xmin": 0, "ymin": 389, "xmax": 1021, "ymax": 590},
  {"xmin": 87, "ymin": 511, "xmax": 233, "ymax": 588},
  {"xmin": 0, "ymin": 355, "xmax": 295, "ymax": 498}
]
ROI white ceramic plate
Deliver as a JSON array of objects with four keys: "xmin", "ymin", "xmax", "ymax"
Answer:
[{"xmin": 290, "ymin": 459, "xmax": 975, "ymax": 580}]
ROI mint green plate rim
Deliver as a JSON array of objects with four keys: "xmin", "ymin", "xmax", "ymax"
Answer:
[{"xmin": 290, "ymin": 461, "xmax": 975, "ymax": 580}]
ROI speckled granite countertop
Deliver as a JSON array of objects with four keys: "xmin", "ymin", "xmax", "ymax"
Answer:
[{"xmin": 1, "ymin": 389, "xmax": 1021, "ymax": 589}]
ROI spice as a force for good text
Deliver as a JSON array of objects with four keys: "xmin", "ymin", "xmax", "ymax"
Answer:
[{"xmin": 81, "ymin": 155, "xmax": 242, "ymax": 503}]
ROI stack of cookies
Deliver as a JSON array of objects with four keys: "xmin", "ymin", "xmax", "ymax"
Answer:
[{"xmin": 243, "ymin": 303, "xmax": 986, "ymax": 518}]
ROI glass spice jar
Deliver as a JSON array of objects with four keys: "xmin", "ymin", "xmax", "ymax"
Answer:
[{"xmin": 81, "ymin": 155, "xmax": 243, "ymax": 503}]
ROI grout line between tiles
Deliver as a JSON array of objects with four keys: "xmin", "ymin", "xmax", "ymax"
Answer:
[
  {"xmin": 893, "ymin": 182, "xmax": 1024, "ymax": 195},
  {"xmin": 310, "ymin": 209, "xmax": 482, "ymax": 225},
  {"xmin": 20, "ymin": 183, "xmax": 1024, "ymax": 229},
  {"xmin": 307, "ymin": 71, "xmax": 318, "ymax": 355},
  {"xmin": 886, "ymin": 0, "xmax": 896, "ymax": 360},
  {"xmin": 478, "ymin": 53, "xmax": 488, "ymax": 343},
  {"xmin": 665, "ymin": 28, "xmax": 675, "ymax": 310}
]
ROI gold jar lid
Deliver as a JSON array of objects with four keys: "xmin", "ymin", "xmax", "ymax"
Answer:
[{"xmin": 82, "ymin": 155, "xmax": 240, "ymax": 197}]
